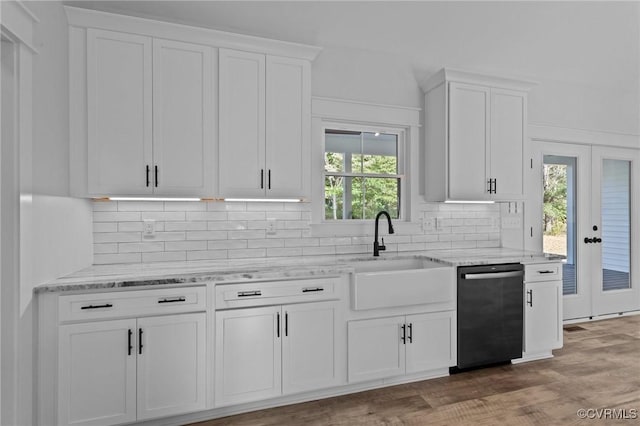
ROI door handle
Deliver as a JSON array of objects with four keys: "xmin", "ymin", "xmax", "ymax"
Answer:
[
  {"xmin": 407, "ymin": 323, "xmax": 413, "ymax": 343},
  {"xmin": 285, "ymin": 312, "xmax": 288, "ymax": 337},
  {"xmin": 401, "ymin": 324, "xmax": 406, "ymax": 344},
  {"xmin": 138, "ymin": 328, "xmax": 143, "ymax": 355},
  {"xmin": 128, "ymin": 329, "xmax": 133, "ymax": 356},
  {"xmin": 276, "ymin": 312, "xmax": 280, "ymax": 338},
  {"xmin": 154, "ymin": 165, "xmax": 158, "ymax": 187},
  {"xmin": 527, "ymin": 289, "xmax": 533, "ymax": 307},
  {"xmin": 146, "ymin": 165, "xmax": 150, "ymax": 187},
  {"xmin": 261, "ymin": 169, "xmax": 264, "ymax": 189}
]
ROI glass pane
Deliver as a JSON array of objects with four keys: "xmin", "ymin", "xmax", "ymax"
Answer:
[
  {"xmin": 543, "ymin": 155, "xmax": 577, "ymax": 295},
  {"xmin": 601, "ymin": 159, "xmax": 631, "ymax": 291},
  {"xmin": 324, "ymin": 130, "xmax": 361, "ymax": 173},
  {"xmin": 349, "ymin": 177, "xmax": 364, "ymax": 219},
  {"xmin": 324, "ymin": 175, "xmax": 344, "ymax": 220},
  {"xmin": 362, "ymin": 132, "xmax": 398, "ymax": 174},
  {"xmin": 362, "ymin": 178, "xmax": 400, "ymax": 219}
]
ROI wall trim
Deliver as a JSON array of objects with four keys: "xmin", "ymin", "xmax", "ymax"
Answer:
[
  {"xmin": 0, "ymin": 1, "xmax": 39, "ymax": 53},
  {"xmin": 64, "ymin": 6, "xmax": 322, "ymax": 61},
  {"xmin": 312, "ymin": 97, "xmax": 421, "ymax": 127},
  {"xmin": 529, "ymin": 124, "xmax": 640, "ymax": 149}
]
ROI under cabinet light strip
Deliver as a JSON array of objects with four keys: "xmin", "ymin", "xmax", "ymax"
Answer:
[
  {"xmin": 224, "ymin": 198, "xmax": 303, "ymax": 203},
  {"xmin": 96, "ymin": 197, "xmax": 203, "ymax": 202},
  {"xmin": 444, "ymin": 200, "xmax": 495, "ymax": 204}
]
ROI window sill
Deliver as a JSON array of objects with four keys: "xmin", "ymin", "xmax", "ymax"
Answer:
[{"xmin": 309, "ymin": 220, "xmax": 422, "ymax": 237}]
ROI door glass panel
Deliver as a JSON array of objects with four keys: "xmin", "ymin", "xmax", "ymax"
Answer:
[
  {"xmin": 543, "ymin": 155, "xmax": 577, "ymax": 295},
  {"xmin": 601, "ymin": 159, "xmax": 631, "ymax": 291}
]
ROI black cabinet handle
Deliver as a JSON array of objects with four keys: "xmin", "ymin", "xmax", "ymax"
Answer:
[
  {"xmin": 158, "ymin": 297, "xmax": 186, "ymax": 304},
  {"xmin": 268, "ymin": 169, "xmax": 271, "ymax": 190},
  {"xmin": 285, "ymin": 312, "xmax": 289, "ymax": 337},
  {"xmin": 154, "ymin": 165, "xmax": 158, "ymax": 187},
  {"xmin": 408, "ymin": 323, "xmax": 413, "ymax": 343},
  {"xmin": 302, "ymin": 287, "xmax": 324, "ymax": 293},
  {"xmin": 527, "ymin": 289, "xmax": 533, "ymax": 307},
  {"xmin": 487, "ymin": 179, "xmax": 492, "ymax": 194},
  {"xmin": 401, "ymin": 324, "xmax": 406, "ymax": 344},
  {"xmin": 538, "ymin": 270, "xmax": 555, "ymax": 274},
  {"xmin": 238, "ymin": 290, "xmax": 261, "ymax": 297},
  {"xmin": 138, "ymin": 328, "xmax": 143, "ymax": 355},
  {"xmin": 493, "ymin": 179, "xmax": 497, "ymax": 194},
  {"xmin": 80, "ymin": 303, "xmax": 113, "ymax": 310},
  {"xmin": 261, "ymin": 169, "xmax": 264, "ymax": 189},
  {"xmin": 128, "ymin": 329, "xmax": 133, "ymax": 356},
  {"xmin": 146, "ymin": 165, "xmax": 150, "ymax": 187},
  {"xmin": 276, "ymin": 312, "xmax": 280, "ymax": 338}
]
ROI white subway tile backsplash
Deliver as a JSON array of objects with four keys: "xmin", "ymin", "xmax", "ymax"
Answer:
[
  {"xmin": 142, "ymin": 211, "xmax": 186, "ymax": 222},
  {"xmin": 228, "ymin": 248, "xmax": 267, "ymax": 259},
  {"xmin": 118, "ymin": 242, "xmax": 164, "ymax": 253},
  {"xmin": 143, "ymin": 251, "xmax": 187, "ymax": 262},
  {"xmin": 91, "ymin": 200, "xmax": 502, "ymax": 264},
  {"xmin": 94, "ymin": 212, "xmax": 141, "ymax": 222}
]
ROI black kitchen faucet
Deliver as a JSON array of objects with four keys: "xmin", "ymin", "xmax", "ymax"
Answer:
[{"xmin": 373, "ymin": 211, "xmax": 394, "ymax": 256}]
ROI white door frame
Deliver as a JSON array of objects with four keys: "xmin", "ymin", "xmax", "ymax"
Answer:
[{"xmin": 533, "ymin": 140, "xmax": 640, "ymax": 320}]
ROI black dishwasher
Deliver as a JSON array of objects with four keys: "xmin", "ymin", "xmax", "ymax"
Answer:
[{"xmin": 455, "ymin": 263, "xmax": 524, "ymax": 370}]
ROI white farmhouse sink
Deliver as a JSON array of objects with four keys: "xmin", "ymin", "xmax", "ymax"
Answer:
[{"xmin": 352, "ymin": 259, "xmax": 455, "ymax": 310}]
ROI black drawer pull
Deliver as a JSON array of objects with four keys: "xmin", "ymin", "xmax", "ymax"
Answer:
[
  {"xmin": 302, "ymin": 287, "xmax": 324, "ymax": 293},
  {"xmin": 158, "ymin": 297, "xmax": 186, "ymax": 304},
  {"xmin": 238, "ymin": 290, "xmax": 262, "ymax": 297},
  {"xmin": 128, "ymin": 329, "xmax": 133, "ymax": 356},
  {"xmin": 80, "ymin": 303, "xmax": 113, "ymax": 310},
  {"xmin": 537, "ymin": 270, "xmax": 555, "ymax": 274}
]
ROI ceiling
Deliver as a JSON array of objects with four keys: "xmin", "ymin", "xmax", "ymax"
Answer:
[{"xmin": 63, "ymin": 1, "xmax": 639, "ymax": 91}]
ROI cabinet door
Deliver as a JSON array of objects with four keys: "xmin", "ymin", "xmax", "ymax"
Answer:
[
  {"xmin": 489, "ymin": 88, "xmax": 526, "ymax": 200},
  {"xmin": 524, "ymin": 281, "xmax": 563, "ymax": 354},
  {"xmin": 218, "ymin": 49, "xmax": 266, "ymax": 198},
  {"xmin": 282, "ymin": 301, "xmax": 343, "ymax": 394},
  {"xmin": 153, "ymin": 39, "xmax": 214, "ymax": 196},
  {"xmin": 405, "ymin": 311, "xmax": 456, "ymax": 374},
  {"xmin": 58, "ymin": 319, "xmax": 137, "ymax": 426},
  {"xmin": 347, "ymin": 316, "xmax": 405, "ymax": 383},
  {"xmin": 265, "ymin": 56, "xmax": 311, "ymax": 198},
  {"xmin": 448, "ymin": 82, "xmax": 490, "ymax": 200},
  {"xmin": 215, "ymin": 306, "xmax": 281, "ymax": 406},
  {"xmin": 136, "ymin": 313, "xmax": 206, "ymax": 420},
  {"xmin": 87, "ymin": 29, "xmax": 152, "ymax": 195}
]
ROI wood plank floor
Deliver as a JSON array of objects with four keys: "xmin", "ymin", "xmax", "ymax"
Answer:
[{"xmin": 191, "ymin": 315, "xmax": 640, "ymax": 426}]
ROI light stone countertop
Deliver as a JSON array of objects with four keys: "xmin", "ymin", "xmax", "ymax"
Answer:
[{"xmin": 35, "ymin": 248, "xmax": 564, "ymax": 293}]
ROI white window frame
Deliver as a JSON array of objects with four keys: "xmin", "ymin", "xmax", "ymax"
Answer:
[
  {"xmin": 310, "ymin": 97, "xmax": 421, "ymax": 236},
  {"xmin": 322, "ymin": 122, "xmax": 406, "ymax": 221}
]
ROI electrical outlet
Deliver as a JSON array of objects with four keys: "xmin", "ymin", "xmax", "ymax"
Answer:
[
  {"xmin": 436, "ymin": 217, "xmax": 445, "ymax": 231},
  {"xmin": 422, "ymin": 217, "xmax": 435, "ymax": 232},
  {"xmin": 143, "ymin": 219, "xmax": 156, "ymax": 236},
  {"xmin": 266, "ymin": 218, "xmax": 277, "ymax": 235}
]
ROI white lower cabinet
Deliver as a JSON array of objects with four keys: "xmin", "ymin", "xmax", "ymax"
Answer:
[
  {"xmin": 215, "ymin": 301, "xmax": 342, "ymax": 407},
  {"xmin": 348, "ymin": 311, "xmax": 456, "ymax": 383},
  {"xmin": 523, "ymin": 280, "xmax": 563, "ymax": 356},
  {"xmin": 58, "ymin": 313, "xmax": 206, "ymax": 426}
]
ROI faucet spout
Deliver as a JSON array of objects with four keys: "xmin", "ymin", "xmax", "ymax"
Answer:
[{"xmin": 373, "ymin": 211, "xmax": 395, "ymax": 256}]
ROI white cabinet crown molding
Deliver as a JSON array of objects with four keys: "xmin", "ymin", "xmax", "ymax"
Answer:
[
  {"xmin": 1, "ymin": 0, "xmax": 39, "ymax": 53},
  {"xmin": 64, "ymin": 6, "xmax": 322, "ymax": 61},
  {"xmin": 421, "ymin": 68, "xmax": 537, "ymax": 93}
]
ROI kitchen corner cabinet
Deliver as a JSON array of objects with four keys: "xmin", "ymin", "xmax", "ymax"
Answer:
[
  {"xmin": 215, "ymin": 301, "xmax": 341, "ymax": 406},
  {"xmin": 423, "ymin": 69, "xmax": 535, "ymax": 202},
  {"xmin": 347, "ymin": 311, "xmax": 456, "ymax": 383},
  {"xmin": 218, "ymin": 49, "xmax": 311, "ymax": 199},
  {"xmin": 86, "ymin": 29, "xmax": 214, "ymax": 196}
]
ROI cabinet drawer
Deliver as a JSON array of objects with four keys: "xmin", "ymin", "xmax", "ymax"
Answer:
[
  {"xmin": 215, "ymin": 277, "xmax": 339, "ymax": 309},
  {"xmin": 525, "ymin": 263, "xmax": 562, "ymax": 282},
  {"xmin": 59, "ymin": 286, "xmax": 206, "ymax": 323}
]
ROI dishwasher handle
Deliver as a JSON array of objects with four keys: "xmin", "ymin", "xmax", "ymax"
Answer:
[{"xmin": 462, "ymin": 271, "xmax": 524, "ymax": 280}]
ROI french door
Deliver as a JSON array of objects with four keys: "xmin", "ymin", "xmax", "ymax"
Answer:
[{"xmin": 537, "ymin": 142, "xmax": 640, "ymax": 320}]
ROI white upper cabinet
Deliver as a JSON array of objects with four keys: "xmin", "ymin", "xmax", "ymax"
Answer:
[
  {"xmin": 86, "ymin": 29, "xmax": 214, "ymax": 196},
  {"xmin": 87, "ymin": 29, "xmax": 153, "ymax": 195},
  {"xmin": 67, "ymin": 6, "xmax": 320, "ymax": 198},
  {"xmin": 218, "ymin": 49, "xmax": 266, "ymax": 198},
  {"xmin": 152, "ymin": 39, "xmax": 214, "ymax": 196},
  {"xmin": 423, "ymin": 69, "xmax": 535, "ymax": 202},
  {"xmin": 219, "ymin": 49, "xmax": 311, "ymax": 199}
]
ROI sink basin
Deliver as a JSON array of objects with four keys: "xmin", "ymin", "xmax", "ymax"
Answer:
[
  {"xmin": 352, "ymin": 258, "xmax": 455, "ymax": 310},
  {"xmin": 352, "ymin": 258, "xmax": 440, "ymax": 273}
]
